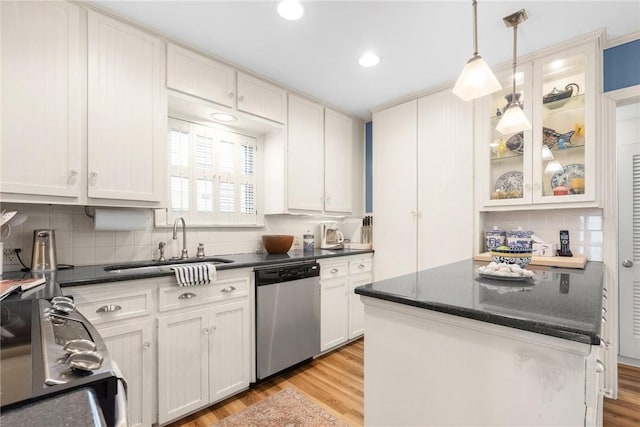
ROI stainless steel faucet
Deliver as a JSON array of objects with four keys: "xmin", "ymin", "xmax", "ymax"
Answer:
[{"xmin": 172, "ymin": 217, "xmax": 188, "ymax": 259}]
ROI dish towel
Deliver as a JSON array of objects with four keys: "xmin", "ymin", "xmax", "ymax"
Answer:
[{"xmin": 171, "ymin": 263, "xmax": 217, "ymax": 286}]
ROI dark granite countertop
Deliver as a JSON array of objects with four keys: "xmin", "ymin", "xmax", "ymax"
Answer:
[
  {"xmin": 0, "ymin": 388, "xmax": 107, "ymax": 427},
  {"xmin": 355, "ymin": 259, "xmax": 604, "ymax": 345},
  {"xmin": 1, "ymin": 248, "xmax": 373, "ymax": 291}
]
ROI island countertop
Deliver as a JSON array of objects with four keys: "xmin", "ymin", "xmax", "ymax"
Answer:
[{"xmin": 355, "ymin": 259, "xmax": 604, "ymax": 345}]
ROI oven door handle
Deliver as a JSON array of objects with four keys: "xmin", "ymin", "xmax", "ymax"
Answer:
[{"xmin": 113, "ymin": 378, "xmax": 128, "ymax": 427}]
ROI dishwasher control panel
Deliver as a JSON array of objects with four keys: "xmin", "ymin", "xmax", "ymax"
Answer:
[{"xmin": 255, "ymin": 262, "xmax": 320, "ymax": 285}]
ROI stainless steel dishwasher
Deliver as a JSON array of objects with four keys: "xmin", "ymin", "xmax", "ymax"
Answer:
[{"xmin": 255, "ymin": 261, "xmax": 321, "ymax": 380}]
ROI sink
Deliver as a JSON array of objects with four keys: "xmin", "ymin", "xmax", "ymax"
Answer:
[{"xmin": 104, "ymin": 257, "xmax": 234, "ymax": 274}]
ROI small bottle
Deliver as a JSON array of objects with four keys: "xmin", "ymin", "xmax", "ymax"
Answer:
[{"xmin": 303, "ymin": 230, "xmax": 314, "ymax": 252}]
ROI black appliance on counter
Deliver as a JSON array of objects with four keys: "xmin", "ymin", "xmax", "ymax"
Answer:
[{"xmin": 0, "ymin": 296, "xmax": 126, "ymax": 427}]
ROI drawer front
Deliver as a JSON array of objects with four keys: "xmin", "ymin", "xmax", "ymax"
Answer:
[
  {"xmin": 158, "ymin": 275, "xmax": 249, "ymax": 312},
  {"xmin": 320, "ymin": 261, "xmax": 348, "ymax": 280},
  {"xmin": 349, "ymin": 257, "xmax": 373, "ymax": 275},
  {"xmin": 69, "ymin": 287, "xmax": 154, "ymax": 325}
]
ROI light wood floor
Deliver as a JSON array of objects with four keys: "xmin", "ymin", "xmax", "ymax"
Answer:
[{"xmin": 169, "ymin": 338, "xmax": 640, "ymax": 427}]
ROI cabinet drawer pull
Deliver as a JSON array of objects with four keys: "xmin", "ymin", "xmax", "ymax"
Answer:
[
  {"xmin": 330, "ymin": 268, "xmax": 339, "ymax": 274},
  {"xmin": 96, "ymin": 304, "xmax": 122, "ymax": 313},
  {"xmin": 357, "ymin": 264, "xmax": 365, "ymax": 269},
  {"xmin": 595, "ymin": 360, "xmax": 605, "ymax": 373},
  {"xmin": 178, "ymin": 292, "xmax": 197, "ymax": 300},
  {"xmin": 220, "ymin": 286, "xmax": 236, "ymax": 293}
]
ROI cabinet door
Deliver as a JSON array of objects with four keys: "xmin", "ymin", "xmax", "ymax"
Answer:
[
  {"xmin": 87, "ymin": 11, "xmax": 165, "ymax": 202},
  {"xmin": 237, "ymin": 72, "xmax": 286, "ymax": 123},
  {"xmin": 167, "ymin": 43, "xmax": 235, "ymax": 108},
  {"xmin": 373, "ymin": 100, "xmax": 418, "ymax": 280},
  {"xmin": 324, "ymin": 108, "xmax": 353, "ymax": 213},
  {"xmin": 287, "ymin": 95, "xmax": 324, "ymax": 211},
  {"xmin": 0, "ymin": 1, "xmax": 81, "ymax": 198},
  {"xmin": 209, "ymin": 300, "xmax": 250, "ymax": 403},
  {"xmin": 477, "ymin": 64, "xmax": 534, "ymax": 207},
  {"xmin": 98, "ymin": 320, "xmax": 153, "ymax": 427},
  {"xmin": 532, "ymin": 42, "xmax": 597, "ymax": 204},
  {"xmin": 418, "ymin": 90, "xmax": 473, "ymax": 270},
  {"xmin": 157, "ymin": 309, "xmax": 209, "ymax": 424},
  {"xmin": 320, "ymin": 278, "xmax": 348, "ymax": 351},
  {"xmin": 348, "ymin": 274, "xmax": 370, "ymax": 339}
]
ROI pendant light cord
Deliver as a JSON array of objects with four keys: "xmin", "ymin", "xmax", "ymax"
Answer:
[
  {"xmin": 511, "ymin": 23, "xmax": 518, "ymax": 103},
  {"xmin": 472, "ymin": 0, "xmax": 478, "ymax": 56}
]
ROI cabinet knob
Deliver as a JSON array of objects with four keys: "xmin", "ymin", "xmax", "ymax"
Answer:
[
  {"xmin": 178, "ymin": 292, "xmax": 197, "ymax": 300},
  {"xmin": 220, "ymin": 286, "xmax": 236, "ymax": 293},
  {"xmin": 622, "ymin": 259, "xmax": 634, "ymax": 268},
  {"xmin": 357, "ymin": 264, "xmax": 365, "ymax": 269},
  {"xmin": 143, "ymin": 341, "xmax": 151, "ymax": 350},
  {"xmin": 202, "ymin": 328, "xmax": 209, "ymax": 334},
  {"xmin": 68, "ymin": 170, "xmax": 78, "ymax": 184},
  {"xmin": 330, "ymin": 268, "xmax": 339, "ymax": 274},
  {"xmin": 88, "ymin": 171, "xmax": 98, "ymax": 185},
  {"xmin": 228, "ymin": 91, "xmax": 234, "ymax": 98},
  {"xmin": 96, "ymin": 304, "xmax": 122, "ymax": 313},
  {"xmin": 595, "ymin": 360, "xmax": 606, "ymax": 373},
  {"xmin": 238, "ymin": 95, "xmax": 245, "ymax": 102}
]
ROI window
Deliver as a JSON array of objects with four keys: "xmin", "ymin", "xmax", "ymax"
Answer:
[{"xmin": 167, "ymin": 118, "xmax": 260, "ymax": 225}]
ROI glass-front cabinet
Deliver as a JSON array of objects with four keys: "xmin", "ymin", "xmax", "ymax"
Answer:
[{"xmin": 476, "ymin": 36, "xmax": 599, "ymax": 209}]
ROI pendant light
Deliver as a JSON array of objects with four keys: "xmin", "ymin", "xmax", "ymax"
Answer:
[
  {"xmin": 452, "ymin": 0, "xmax": 501, "ymax": 101},
  {"xmin": 496, "ymin": 9, "xmax": 531, "ymax": 135}
]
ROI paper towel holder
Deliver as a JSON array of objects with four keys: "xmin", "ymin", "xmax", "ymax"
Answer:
[{"xmin": 86, "ymin": 206, "xmax": 149, "ymax": 231}]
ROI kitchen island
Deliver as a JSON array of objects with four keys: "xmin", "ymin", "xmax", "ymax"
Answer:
[{"xmin": 355, "ymin": 259, "xmax": 605, "ymax": 426}]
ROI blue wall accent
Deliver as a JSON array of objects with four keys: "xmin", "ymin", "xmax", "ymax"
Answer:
[
  {"xmin": 604, "ymin": 39, "xmax": 640, "ymax": 92},
  {"xmin": 365, "ymin": 121, "xmax": 373, "ymax": 213}
]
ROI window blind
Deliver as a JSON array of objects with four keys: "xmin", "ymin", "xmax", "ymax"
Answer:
[{"xmin": 167, "ymin": 118, "xmax": 259, "ymax": 225}]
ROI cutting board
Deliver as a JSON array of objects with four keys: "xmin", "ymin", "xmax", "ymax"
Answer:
[{"xmin": 474, "ymin": 252, "xmax": 588, "ymax": 269}]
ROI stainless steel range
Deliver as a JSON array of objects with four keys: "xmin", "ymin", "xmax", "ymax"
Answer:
[{"xmin": 0, "ymin": 296, "xmax": 126, "ymax": 427}]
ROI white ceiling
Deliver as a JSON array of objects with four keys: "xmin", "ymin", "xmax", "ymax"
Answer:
[{"xmin": 91, "ymin": 1, "xmax": 640, "ymax": 120}]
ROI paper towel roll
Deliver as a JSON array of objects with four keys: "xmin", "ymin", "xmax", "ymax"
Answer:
[{"xmin": 93, "ymin": 208, "xmax": 149, "ymax": 231}]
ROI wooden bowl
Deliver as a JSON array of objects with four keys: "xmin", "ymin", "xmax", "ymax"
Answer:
[{"xmin": 262, "ymin": 235, "xmax": 294, "ymax": 254}]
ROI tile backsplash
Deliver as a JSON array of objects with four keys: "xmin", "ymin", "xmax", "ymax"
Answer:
[
  {"xmin": 481, "ymin": 208, "xmax": 604, "ymax": 261},
  {"xmin": 0, "ymin": 203, "xmax": 363, "ymax": 272}
]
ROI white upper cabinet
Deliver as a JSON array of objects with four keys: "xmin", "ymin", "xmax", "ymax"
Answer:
[
  {"xmin": 0, "ymin": 1, "xmax": 81, "ymax": 199},
  {"xmin": 166, "ymin": 43, "xmax": 235, "ymax": 108},
  {"xmin": 476, "ymin": 36, "xmax": 600, "ymax": 210},
  {"xmin": 237, "ymin": 72, "xmax": 286, "ymax": 123},
  {"xmin": 324, "ymin": 108, "xmax": 353, "ymax": 213},
  {"xmin": 287, "ymin": 94, "xmax": 325, "ymax": 211},
  {"xmin": 87, "ymin": 10, "xmax": 166, "ymax": 203}
]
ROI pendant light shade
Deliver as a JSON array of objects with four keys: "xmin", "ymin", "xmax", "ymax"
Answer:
[
  {"xmin": 453, "ymin": 56, "xmax": 502, "ymax": 101},
  {"xmin": 496, "ymin": 9, "xmax": 530, "ymax": 135},
  {"xmin": 496, "ymin": 103, "xmax": 531, "ymax": 134},
  {"xmin": 452, "ymin": 0, "xmax": 501, "ymax": 101}
]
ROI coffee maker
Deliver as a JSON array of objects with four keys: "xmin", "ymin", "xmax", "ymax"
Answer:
[{"xmin": 321, "ymin": 222, "xmax": 344, "ymax": 249}]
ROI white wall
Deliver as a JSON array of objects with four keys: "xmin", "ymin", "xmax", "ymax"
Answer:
[
  {"xmin": 0, "ymin": 202, "xmax": 360, "ymax": 271},
  {"xmin": 482, "ymin": 208, "xmax": 604, "ymax": 261}
]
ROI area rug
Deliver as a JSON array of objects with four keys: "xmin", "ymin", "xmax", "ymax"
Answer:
[{"xmin": 211, "ymin": 387, "xmax": 349, "ymax": 427}]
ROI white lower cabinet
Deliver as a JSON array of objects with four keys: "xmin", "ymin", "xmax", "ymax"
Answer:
[
  {"xmin": 64, "ymin": 279, "xmax": 158, "ymax": 427},
  {"xmin": 320, "ymin": 276, "xmax": 349, "ymax": 352},
  {"xmin": 156, "ymin": 268, "xmax": 251, "ymax": 425},
  {"xmin": 97, "ymin": 320, "xmax": 154, "ymax": 427},
  {"xmin": 157, "ymin": 299, "xmax": 250, "ymax": 424},
  {"xmin": 319, "ymin": 254, "xmax": 371, "ymax": 351}
]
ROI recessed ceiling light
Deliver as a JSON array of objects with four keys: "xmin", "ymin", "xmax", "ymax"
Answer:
[
  {"xmin": 277, "ymin": 0, "xmax": 304, "ymax": 21},
  {"xmin": 210, "ymin": 113, "xmax": 236, "ymax": 123},
  {"xmin": 358, "ymin": 52, "xmax": 380, "ymax": 68}
]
